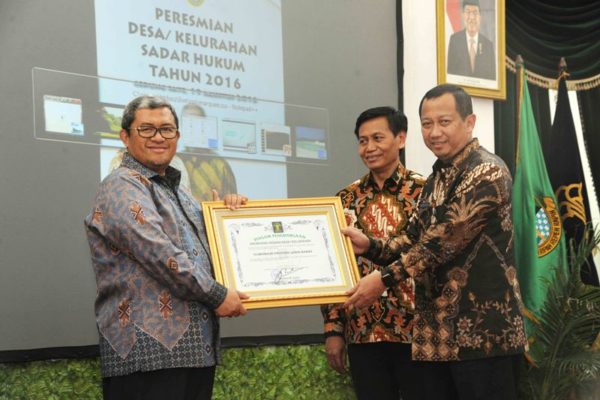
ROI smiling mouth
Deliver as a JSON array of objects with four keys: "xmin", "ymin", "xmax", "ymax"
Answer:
[{"xmin": 364, "ymin": 155, "xmax": 381, "ymax": 162}]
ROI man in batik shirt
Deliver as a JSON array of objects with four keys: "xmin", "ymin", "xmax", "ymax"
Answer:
[
  {"xmin": 344, "ymin": 85, "xmax": 527, "ymax": 400},
  {"xmin": 321, "ymin": 107, "xmax": 425, "ymax": 400},
  {"xmin": 85, "ymin": 95, "xmax": 248, "ymax": 400}
]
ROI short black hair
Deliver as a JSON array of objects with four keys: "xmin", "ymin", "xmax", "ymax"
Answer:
[
  {"xmin": 418, "ymin": 84, "xmax": 473, "ymax": 119},
  {"xmin": 121, "ymin": 95, "xmax": 179, "ymax": 135},
  {"xmin": 463, "ymin": 0, "xmax": 480, "ymax": 9},
  {"xmin": 354, "ymin": 106, "xmax": 407, "ymax": 138}
]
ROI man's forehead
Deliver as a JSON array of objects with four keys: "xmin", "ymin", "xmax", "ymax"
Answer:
[
  {"xmin": 421, "ymin": 103, "xmax": 459, "ymax": 118},
  {"xmin": 423, "ymin": 93, "xmax": 456, "ymax": 107},
  {"xmin": 359, "ymin": 116, "xmax": 390, "ymax": 129},
  {"xmin": 136, "ymin": 106, "xmax": 170, "ymax": 114},
  {"xmin": 134, "ymin": 107, "xmax": 174, "ymax": 119}
]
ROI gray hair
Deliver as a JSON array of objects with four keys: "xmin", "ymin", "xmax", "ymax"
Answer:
[{"xmin": 121, "ymin": 95, "xmax": 179, "ymax": 134}]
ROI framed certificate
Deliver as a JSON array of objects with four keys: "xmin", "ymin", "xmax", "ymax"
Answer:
[{"xmin": 202, "ymin": 197, "xmax": 360, "ymax": 309}]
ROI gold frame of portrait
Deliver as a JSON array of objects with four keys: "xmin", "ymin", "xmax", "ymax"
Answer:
[
  {"xmin": 436, "ymin": 0, "xmax": 506, "ymax": 100},
  {"xmin": 201, "ymin": 197, "xmax": 360, "ymax": 309}
]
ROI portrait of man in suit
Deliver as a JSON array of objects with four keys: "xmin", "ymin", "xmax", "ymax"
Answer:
[{"xmin": 447, "ymin": 0, "xmax": 496, "ymax": 80}]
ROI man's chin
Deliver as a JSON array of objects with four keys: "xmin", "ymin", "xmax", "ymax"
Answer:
[{"xmin": 147, "ymin": 160, "xmax": 171, "ymax": 174}]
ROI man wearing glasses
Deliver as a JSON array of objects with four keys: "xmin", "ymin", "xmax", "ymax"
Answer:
[
  {"xmin": 447, "ymin": 0, "xmax": 496, "ymax": 80},
  {"xmin": 85, "ymin": 95, "xmax": 248, "ymax": 400}
]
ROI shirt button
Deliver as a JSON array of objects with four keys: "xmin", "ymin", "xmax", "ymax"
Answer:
[{"xmin": 193, "ymin": 249, "xmax": 199, "ymax": 256}]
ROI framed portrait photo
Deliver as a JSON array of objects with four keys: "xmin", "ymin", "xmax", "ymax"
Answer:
[
  {"xmin": 436, "ymin": 0, "xmax": 506, "ymax": 99},
  {"xmin": 201, "ymin": 197, "xmax": 361, "ymax": 309}
]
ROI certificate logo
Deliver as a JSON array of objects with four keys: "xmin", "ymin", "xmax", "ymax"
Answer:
[{"xmin": 272, "ymin": 221, "xmax": 284, "ymax": 233}]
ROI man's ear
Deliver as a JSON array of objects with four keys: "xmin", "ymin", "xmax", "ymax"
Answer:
[
  {"xmin": 397, "ymin": 131, "xmax": 407, "ymax": 150},
  {"xmin": 466, "ymin": 114, "xmax": 476, "ymax": 134},
  {"xmin": 120, "ymin": 129, "xmax": 129, "ymax": 148}
]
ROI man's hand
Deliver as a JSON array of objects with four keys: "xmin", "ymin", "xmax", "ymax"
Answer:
[
  {"xmin": 325, "ymin": 336, "xmax": 347, "ymax": 374},
  {"xmin": 344, "ymin": 270, "xmax": 385, "ymax": 310},
  {"xmin": 215, "ymin": 289, "xmax": 249, "ymax": 317},
  {"xmin": 341, "ymin": 227, "xmax": 370, "ymax": 255},
  {"xmin": 212, "ymin": 189, "xmax": 248, "ymax": 210}
]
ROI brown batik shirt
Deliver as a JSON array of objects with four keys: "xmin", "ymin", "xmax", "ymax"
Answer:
[
  {"xmin": 321, "ymin": 164, "xmax": 425, "ymax": 344},
  {"xmin": 366, "ymin": 139, "xmax": 528, "ymax": 361}
]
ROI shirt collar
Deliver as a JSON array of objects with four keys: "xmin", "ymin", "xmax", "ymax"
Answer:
[
  {"xmin": 432, "ymin": 138, "xmax": 479, "ymax": 173},
  {"xmin": 466, "ymin": 32, "xmax": 479, "ymax": 46},
  {"xmin": 361, "ymin": 163, "xmax": 405, "ymax": 190},
  {"xmin": 121, "ymin": 151, "xmax": 181, "ymax": 190}
]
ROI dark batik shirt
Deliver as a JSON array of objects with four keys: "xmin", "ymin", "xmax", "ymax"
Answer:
[
  {"xmin": 366, "ymin": 139, "xmax": 528, "ymax": 361},
  {"xmin": 321, "ymin": 165, "xmax": 425, "ymax": 344},
  {"xmin": 85, "ymin": 152, "xmax": 227, "ymax": 377}
]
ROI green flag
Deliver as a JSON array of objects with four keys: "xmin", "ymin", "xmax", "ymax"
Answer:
[{"xmin": 512, "ymin": 68, "xmax": 567, "ymax": 327}]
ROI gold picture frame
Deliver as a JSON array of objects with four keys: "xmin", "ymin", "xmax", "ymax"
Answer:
[
  {"xmin": 436, "ymin": 0, "xmax": 506, "ymax": 99},
  {"xmin": 202, "ymin": 197, "xmax": 360, "ymax": 309}
]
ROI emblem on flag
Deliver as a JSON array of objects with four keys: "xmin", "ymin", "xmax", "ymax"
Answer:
[{"xmin": 536, "ymin": 197, "xmax": 562, "ymax": 257}]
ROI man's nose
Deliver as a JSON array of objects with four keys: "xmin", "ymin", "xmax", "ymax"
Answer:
[
  {"xmin": 151, "ymin": 132, "xmax": 167, "ymax": 142},
  {"xmin": 429, "ymin": 124, "xmax": 443, "ymax": 137}
]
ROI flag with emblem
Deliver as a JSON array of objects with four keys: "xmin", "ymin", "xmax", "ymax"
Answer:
[
  {"xmin": 545, "ymin": 73, "xmax": 599, "ymax": 285},
  {"xmin": 512, "ymin": 66, "xmax": 568, "ymax": 328}
]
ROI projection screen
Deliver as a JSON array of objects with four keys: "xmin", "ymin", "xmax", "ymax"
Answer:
[{"xmin": 0, "ymin": 0, "xmax": 399, "ymax": 355}]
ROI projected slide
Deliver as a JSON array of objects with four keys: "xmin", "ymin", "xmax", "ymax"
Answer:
[
  {"xmin": 222, "ymin": 120, "xmax": 257, "ymax": 153},
  {"xmin": 32, "ymin": 0, "xmax": 331, "ymax": 201},
  {"xmin": 261, "ymin": 124, "xmax": 291, "ymax": 156},
  {"xmin": 93, "ymin": 0, "xmax": 288, "ymax": 199},
  {"xmin": 33, "ymin": 68, "xmax": 330, "ymax": 203},
  {"xmin": 43, "ymin": 95, "xmax": 84, "ymax": 136},
  {"xmin": 179, "ymin": 104, "xmax": 219, "ymax": 151},
  {"xmin": 95, "ymin": 0, "xmax": 284, "ymax": 102},
  {"xmin": 295, "ymin": 126, "xmax": 328, "ymax": 160}
]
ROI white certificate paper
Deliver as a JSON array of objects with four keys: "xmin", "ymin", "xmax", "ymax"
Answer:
[{"xmin": 223, "ymin": 214, "xmax": 343, "ymax": 291}]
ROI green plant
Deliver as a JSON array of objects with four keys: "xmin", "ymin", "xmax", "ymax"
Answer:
[
  {"xmin": 215, "ymin": 345, "xmax": 355, "ymax": 400},
  {"xmin": 0, "ymin": 345, "xmax": 355, "ymax": 400},
  {"xmin": 520, "ymin": 227, "xmax": 600, "ymax": 400},
  {"xmin": 0, "ymin": 358, "xmax": 102, "ymax": 400}
]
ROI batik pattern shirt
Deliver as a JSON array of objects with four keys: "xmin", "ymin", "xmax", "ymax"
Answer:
[
  {"xmin": 321, "ymin": 165, "xmax": 425, "ymax": 344},
  {"xmin": 366, "ymin": 139, "xmax": 528, "ymax": 361},
  {"xmin": 85, "ymin": 152, "xmax": 227, "ymax": 377}
]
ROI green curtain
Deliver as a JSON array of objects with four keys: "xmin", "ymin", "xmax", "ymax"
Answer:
[
  {"xmin": 506, "ymin": 0, "xmax": 600, "ymax": 80},
  {"xmin": 495, "ymin": 0, "xmax": 600, "ymax": 209},
  {"xmin": 577, "ymin": 86, "xmax": 600, "ymax": 199}
]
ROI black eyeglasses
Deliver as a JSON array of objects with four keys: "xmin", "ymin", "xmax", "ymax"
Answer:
[{"xmin": 132, "ymin": 126, "xmax": 178, "ymax": 139}]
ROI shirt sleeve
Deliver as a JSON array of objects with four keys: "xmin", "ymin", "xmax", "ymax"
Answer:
[
  {"xmin": 85, "ymin": 172, "xmax": 227, "ymax": 309},
  {"xmin": 319, "ymin": 189, "xmax": 359, "ymax": 338},
  {"xmin": 320, "ymin": 303, "xmax": 346, "ymax": 338},
  {"xmin": 370, "ymin": 163, "xmax": 511, "ymax": 285}
]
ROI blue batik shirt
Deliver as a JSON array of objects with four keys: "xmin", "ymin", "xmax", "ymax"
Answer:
[{"xmin": 85, "ymin": 152, "xmax": 227, "ymax": 377}]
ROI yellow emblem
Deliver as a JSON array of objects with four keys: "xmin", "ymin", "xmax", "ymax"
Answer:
[
  {"xmin": 555, "ymin": 183, "xmax": 587, "ymax": 224},
  {"xmin": 536, "ymin": 197, "xmax": 562, "ymax": 257}
]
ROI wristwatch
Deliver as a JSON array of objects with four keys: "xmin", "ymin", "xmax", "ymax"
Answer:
[{"xmin": 380, "ymin": 270, "xmax": 395, "ymax": 288}]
